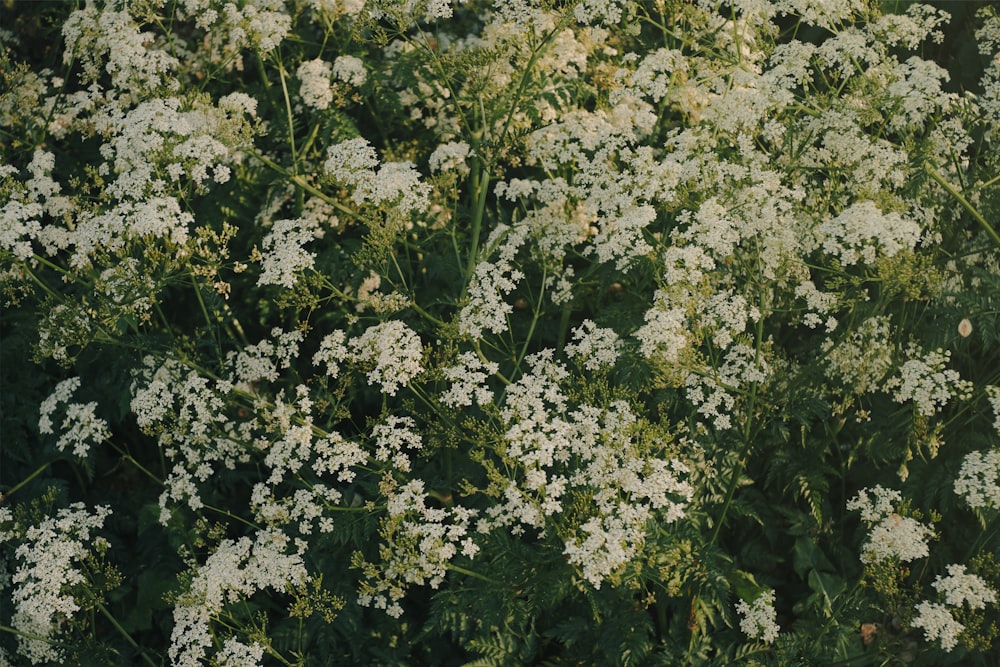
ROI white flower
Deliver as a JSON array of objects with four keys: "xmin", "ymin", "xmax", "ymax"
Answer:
[
  {"xmin": 428, "ymin": 141, "xmax": 471, "ymax": 175},
  {"xmin": 325, "ymin": 137, "xmax": 430, "ymax": 212},
  {"xmin": 38, "ymin": 377, "xmax": 110, "ymax": 458},
  {"xmin": 440, "ymin": 351, "xmax": 498, "ymax": 408},
  {"xmin": 912, "ymin": 601, "xmax": 963, "ymax": 651},
  {"xmin": 932, "ymin": 564, "xmax": 997, "ymax": 610},
  {"xmin": 257, "ymin": 218, "xmax": 318, "ymax": 289},
  {"xmin": 862, "ymin": 513, "xmax": 932, "ymax": 563},
  {"xmin": 848, "ymin": 486, "xmax": 933, "ymax": 563},
  {"xmin": 954, "ymin": 449, "xmax": 1000, "ymax": 510},
  {"xmin": 736, "ymin": 589, "xmax": 780, "ymax": 643},
  {"xmin": 313, "ymin": 330, "xmax": 350, "ymax": 378},
  {"xmin": 8, "ymin": 504, "xmax": 112, "ymax": 665},
  {"xmin": 332, "ymin": 55, "xmax": 366, "ymax": 87},
  {"xmin": 349, "ymin": 321, "xmax": 423, "ymax": 395},
  {"xmin": 822, "ymin": 316, "xmax": 894, "ymax": 395},
  {"xmin": 565, "ymin": 320, "xmax": 621, "ymax": 370},
  {"xmin": 886, "ymin": 347, "xmax": 973, "ymax": 417},
  {"xmin": 818, "ymin": 201, "xmax": 922, "ymax": 266},
  {"xmin": 298, "ymin": 58, "xmax": 333, "ymax": 110},
  {"xmin": 215, "ymin": 638, "xmax": 265, "ymax": 666},
  {"xmin": 170, "ymin": 529, "xmax": 306, "ymax": 667}
]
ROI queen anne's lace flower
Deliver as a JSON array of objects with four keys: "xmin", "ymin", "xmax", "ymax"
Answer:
[
  {"xmin": 886, "ymin": 347, "xmax": 973, "ymax": 417},
  {"xmin": 349, "ymin": 320, "xmax": 423, "ymax": 395},
  {"xmin": 257, "ymin": 218, "xmax": 318, "ymax": 289},
  {"xmin": 912, "ymin": 601, "xmax": 963, "ymax": 651},
  {"xmin": 38, "ymin": 377, "xmax": 110, "ymax": 458},
  {"xmin": 848, "ymin": 486, "xmax": 933, "ymax": 563},
  {"xmin": 297, "ymin": 58, "xmax": 333, "ymax": 110},
  {"xmin": 8, "ymin": 504, "xmax": 112, "ymax": 665},
  {"xmin": 954, "ymin": 448, "xmax": 1000, "ymax": 510},
  {"xmin": 736, "ymin": 589, "xmax": 780, "ymax": 643}
]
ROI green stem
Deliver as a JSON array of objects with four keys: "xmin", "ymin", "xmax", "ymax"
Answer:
[
  {"xmin": 249, "ymin": 150, "xmax": 361, "ymax": 220},
  {"xmin": 447, "ymin": 563, "xmax": 502, "ymax": 585},
  {"xmin": 463, "ymin": 161, "xmax": 490, "ymax": 290},
  {"xmin": 927, "ymin": 165, "xmax": 1000, "ymax": 247},
  {"xmin": 2, "ymin": 461, "xmax": 51, "ymax": 499},
  {"xmin": 97, "ymin": 603, "xmax": 159, "ymax": 667}
]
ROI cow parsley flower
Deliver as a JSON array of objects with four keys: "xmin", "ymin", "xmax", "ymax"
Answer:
[
  {"xmin": 440, "ymin": 351, "xmax": 498, "ymax": 408},
  {"xmin": 38, "ymin": 377, "xmax": 110, "ymax": 458},
  {"xmin": 325, "ymin": 137, "xmax": 430, "ymax": 212},
  {"xmin": 349, "ymin": 320, "xmax": 423, "ymax": 395},
  {"xmin": 822, "ymin": 316, "xmax": 894, "ymax": 395},
  {"xmin": 169, "ymin": 529, "xmax": 307, "ymax": 667},
  {"xmin": 8, "ymin": 504, "xmax": 112, "ymax": 665},
  {"xmin": 215, "ymin": 638, "xmax": 265, "ymax": 667},
  {"xmin": 953, "ymin": 449, "xmax": 1000, "ymax": 510},
  {"xmin": 428, "ymin": 141, "xmax": 471, "ymax": 175},
  {"xmin": 332, "ymin": 55, "xmax": 366, "ymax": 87},
  {"xmin": 313, "ymin": 330, "xmax": 350, "ymax": 379},
  {"xmin": 886, "ymin": 347, "xmax": 973, "ymax": 417},
  {"xmin": 297, "ymin": 58, "xmax": 333, "ymax": 110},
  {"xmin": 912, "ymin": 601, "xmax": 963, "ymax": 651},
  {"xmin": 933, "ymin": 564, "xmax": 997, "ymax": 610},
  {"xmin": 848, "ymin": 486, "xmax": 933, "ymax": 563},
  {"xmin": 565, "ymin": 320, "xmax": 621, "ymax": 370},
  {"xmin": 818, "ymin": 201, "xmax": 922, "ymax": 266},
  {"xmin": 257, "ymin": 218, "xmax": 318, "ymax": 289},
  {"xmin": 737, "ymin": 589, "xmax": 780, "ymax": 643}
]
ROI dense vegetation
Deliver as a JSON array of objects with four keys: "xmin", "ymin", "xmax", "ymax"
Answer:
[{"xmin": 2, "ymin": 0, "xmax": 1000, "ymax": 664}]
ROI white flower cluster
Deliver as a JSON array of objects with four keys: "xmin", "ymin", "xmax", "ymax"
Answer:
[
  {"xmin": 371, "ymin": 415, "xmax": 423, "ymax": 472},
  {"xmin": 886, "ymin": 346, "xmax": 973, "ymax": 417},
  {"xmin": 38, "ymin": 376, "xmax": 110, "ymax": 458},
  {"xmin": 459, "ymin": 223, "xmax": 529, "ymax": 338},
  {"xmin": 988, "ymin": 385, "xmax": 1000, "ymax": 436},
  {"xmin": 325, "ymin": 137, "xmax": 430, "ymax": 212},
  {"xmin": 297, "ymin": 58, "xmax": 333, "ymax": 110},
  {"xmin": 228, "ymin": 328, "xmax": 304, "ymax": 387},
  {"xmin": 478, "ymin": 351, "xmax": 692, "ymax": 587},
  {"xmin": 953, "ymin": 449, "xmax": 1000, "ymax": 511},
  {"xmin": 736, "ymin": 589, "xmax": 780, "ymax": 644},
  {"xmin": 633, "ymin": 290, "xmax": 689, "ymax": 363},
  {"xmin": 684, "ymin": 343, "xmax": 770, "ymax": 431},
  {"xmin": 257, "ymin": 217, "xmax": 320, "ymax": 288},
  {"xmin": 912, "ymin": 563, "xmax": 997, "ymax": 652},
  {"xmin": 7, "ymin": 503, "xmax": 112, "ymax": 665},
  {"xmin": 61, "ymin": 5, "xmax": 179, "ymax": 94},
  {"xmin": 348, "ymin": 320, "xmax": 424, "ymax": 396},
  {"xmin": 565, "ymin": 319, "xmax": 621, "ymax": 371},
  {"xmin": 97, "ymin": 96, "xmax": 253, "ymax": 202},
  {"xmin": 440, "ymin": 351, "xmax": 498, "ymax": 409},
  {"xmin": 332, "ymin": 55, "xmax": 367, "ymax": 87},
  {"xmin": 130, "ymin": 357, "xmax": 241, "ymax": 521},
  {"xmin": 817, "ymin": 201, "xmax": 922, "ymax": 267},
  {"xmin": 358, "ymin": 479, "xmax": 478, "ymax": 618},
  {"xmin": 428, "ymin": 140, "xmax": 471, "ymax": 175},
  {"xmin": 170, "ymin": 529, "xmax": 307, "ymax": 667},
  {"xmin": 312, "ymin": 330, "xmax": 349, "ymax": 378},
  {"xmin": 848, "ymin": 485, "xmax": 932, "ymax": 563},
  {"xmin": 251, "ymin": 425, "xmax": 370, "ymax": 534},
  {"xmin": 822, "ymin": 316, "xmax": 894, "ymax": 395},
  {"xmin": 976, "ymin": 10, "xmax": 1000, "ymax": 127},
  {"xmin": 214, "ymin": 638, "xmax": 265, "ymax": 667}
]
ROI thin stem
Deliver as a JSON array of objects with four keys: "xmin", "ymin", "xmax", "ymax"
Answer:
[
  {"xmin": 447, "ymin": 563, "xmax": 502, "ymax": 585},
  {"xmin": 97, "ymin": 603, "xmax": 159, "ymax": 667},
  {"xmin": 927, "ymin": 165, "xmax": 1000, "ymax": 248},
  {"xmin": 249, "ymin": 150, "xmax": 361, "ymax": 221},
  {"xmin": 1, "ymin": 461, "xmax": 51, "ymax": 499}
]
